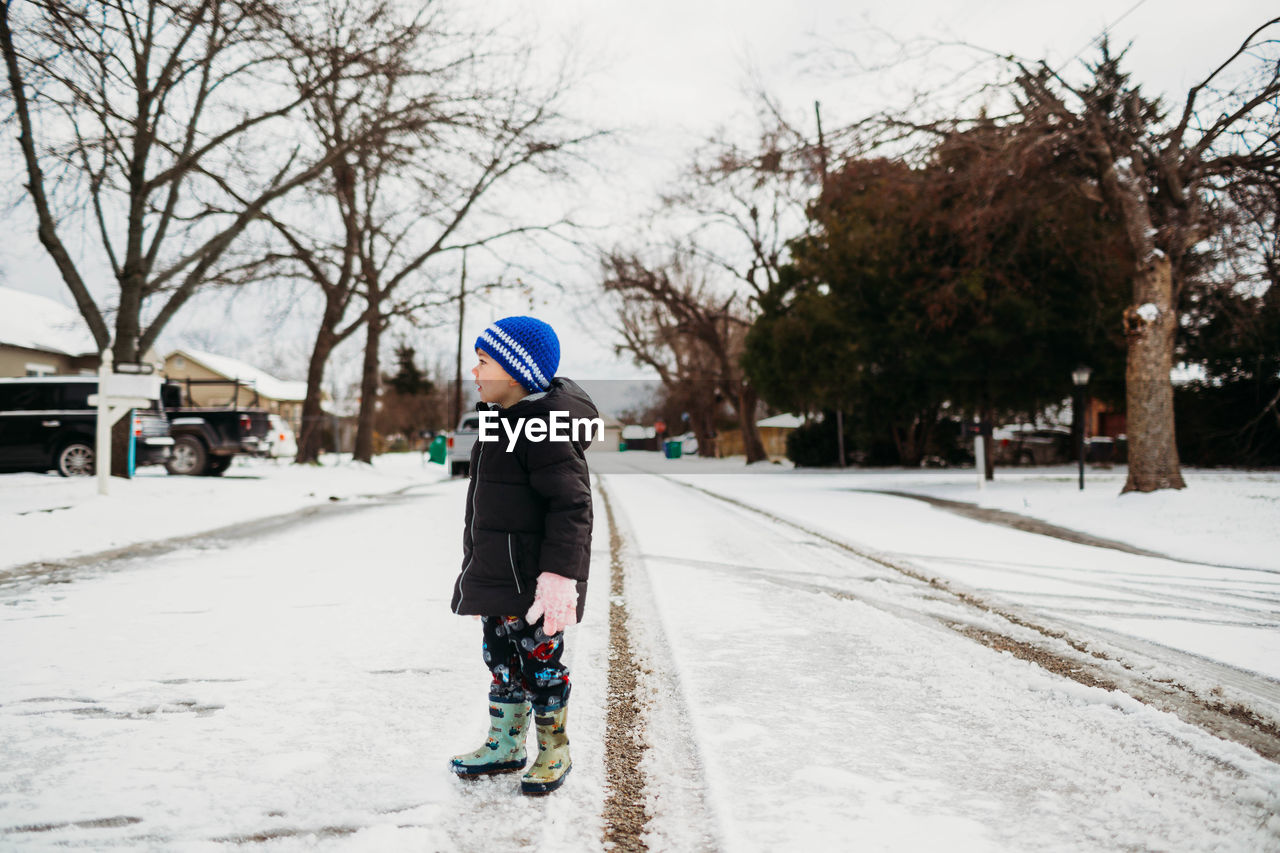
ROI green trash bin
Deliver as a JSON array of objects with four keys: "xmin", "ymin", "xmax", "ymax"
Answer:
[
  {"xmin": 428, "ymin": 434, "xmax": 448, "ymax": 465},
  {"xmin": 618, "ymin": 440, "xmax": 628, "ymax": 452},
  {"xmin": 664, "ymin": 439, "xmax": 682, "ymax": 459}
]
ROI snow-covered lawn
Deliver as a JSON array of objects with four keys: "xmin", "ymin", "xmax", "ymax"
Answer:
[
  {"xmin": 592, "ymin": 453, "xmax": 1280, "ymax": 572},
  {"xmin": 0, "ymin": 453, "xmax": 449, "ymax": 573}
]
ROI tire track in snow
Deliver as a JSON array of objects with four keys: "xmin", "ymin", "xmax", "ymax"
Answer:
[
  {"xmin": 655, "ymin": 474, "xmax": 1280, "ymax": 764},
  {"xmin": 852, "ymin": 488, "xmax": 1276, "ymax": 574},
  {"xmin": 598, "ymin": 476, "xmax": 721, "ymax": 852}
]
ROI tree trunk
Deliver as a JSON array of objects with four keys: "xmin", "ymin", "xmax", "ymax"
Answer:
[
  {"xmin": 297, "ymin": 324, "xmax": 339, "ymax": 465},
  {"xmin": 699, "ymin": 411, "xmax": 717, "ymax": 458},
  {"xmin": 892, "ymin": 410, "xmax": 934, "ymax": 468},
  {"xmin": 1122, "ymin": 257, "xmax": 1186, "ymax": 493},
  {"xmin": 114, "ymin": 275, "xmax": 143, "ymax": 363},
  {"xmin": 353, "ymin": 308, "xmax": 383, "ymax": 464},
  {"xmin": 891, "ymin": 424, "xmax": 921, "ymax": 467},
  {"xmin": 737, "ymin": 384, "xmax": 768, "ymax": 463}
]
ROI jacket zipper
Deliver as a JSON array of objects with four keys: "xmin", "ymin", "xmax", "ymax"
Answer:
[
  {"xmin": 507, "ymin": 533, "xmax": 523, "ymax": 594},
  {"xmin": 453, "ymin": 438, "xmax": 484, "ymax": 614}
]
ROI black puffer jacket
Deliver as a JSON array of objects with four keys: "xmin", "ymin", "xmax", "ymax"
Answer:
[{"xmin": 450, "ymin": 377, "xmax": 597, "ymax": 620}]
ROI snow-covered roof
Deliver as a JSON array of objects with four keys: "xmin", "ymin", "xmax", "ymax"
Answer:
[
  {"xmin": 621, "ymin": 424, "xmax": 655, "ymax": 439},
  {"xmin": 757, "ymin": 413, "xmax": 804, "ymax": 429},
  {"xmin": 0, "ymin": 286, "xmax": 97, "ymax": 357},
  {"xmin": 1170, "ymin": 362, "xmax": 1208, "ymax": 386},
  {"xmin": 168, "ymin": 348, "xmax": 308, "ymax": 402}
]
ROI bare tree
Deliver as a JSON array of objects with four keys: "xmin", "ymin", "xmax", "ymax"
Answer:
[
  {"xmin": 1009, "ymin": 23, "xmax": 1280, "ymax": 492},
  {"xmin": 259, "ymin": 1, "xmax": 594, "ymax": 463},
  {"xmin": 605, "ymin": 107, "xmax": 833, "ymax": 464},
  {"xmin": 661, "ymin": 107, "xmax": 816, "ymax": 303},
  {"xmin": 0, "ymin": 0, "xmax": 401, "ymax": 363},
  {"xmin": 243, "ymin": 0, "xmax": 454, "ymax": 464},
  {"xmin": 345, "ymin": 67, "xmax": 589, "ymax": 465},
  {"xmin": 602, "ymin": 250, "xmax": 767, "ymax": 462}
]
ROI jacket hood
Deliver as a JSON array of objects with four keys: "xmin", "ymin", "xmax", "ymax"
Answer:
[{"xmin": 477, "ymin": 376, "xmax": 599, "ymax": 422}]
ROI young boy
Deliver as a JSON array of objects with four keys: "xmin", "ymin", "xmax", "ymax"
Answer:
[{"xmin": 449, "ymin": 315, "xmax": 597, "ymax": 795}]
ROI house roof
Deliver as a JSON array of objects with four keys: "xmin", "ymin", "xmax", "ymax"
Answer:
[
  {"xmin": 757, "ymin": 413, "xmax": 804, "ymax": 429},
  {"xmin": 0, "ymin": 287, "xmax": 97, "ymax": 357},
  {"xmin": 168, "ymin": 348, "xmax": 309, "ymax": 402}
]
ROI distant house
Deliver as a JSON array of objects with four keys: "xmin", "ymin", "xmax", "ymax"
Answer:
[
  {"xmin": 163, "ymin": 349, "xmax": 309, "ymax": 431},
  {"xmin": 0, "ymin": 287, "xmax": 99, "ymax": 377},
  {"xmin": 594, "ymin": 413, "xmax": 623, "ymax": 452},
  {"xmin": 756, "ymin": 412, "xmax": 803, "ymax": 458},
  {"xmin": 712, "ymin": 412, "xmax": 802, "ymax": 459}
]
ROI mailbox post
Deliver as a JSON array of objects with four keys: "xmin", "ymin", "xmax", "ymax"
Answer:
[{"xmin": 91, "ymin": 348, "xmax": 162, "ymax": 496}]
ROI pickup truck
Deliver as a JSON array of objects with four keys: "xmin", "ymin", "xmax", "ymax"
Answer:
[
  {"xmin": 160, "ymin": 381, "xmax": 272, "ymax": 476},
  {"xmin": 448, "ymin": 412, "xmax": 481, "ymax": 477}
]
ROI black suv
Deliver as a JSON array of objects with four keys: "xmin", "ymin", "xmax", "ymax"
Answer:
[{"xmin": 0, "ymin": 376, "xmax": 173, "ymax": 476}]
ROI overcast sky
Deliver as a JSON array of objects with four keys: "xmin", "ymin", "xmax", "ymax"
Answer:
[{"xmin": 1, "ymin": 1, "xmax": 1272, "ymax": 400}]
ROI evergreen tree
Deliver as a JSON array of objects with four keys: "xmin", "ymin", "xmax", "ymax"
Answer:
[
  {"xmin": 744, "ymin": 126, "xmax": 1130, "ymax": 467},
  {"xmin": 387, "ymin": 345, "xmax": 434, "ymax": 397}
]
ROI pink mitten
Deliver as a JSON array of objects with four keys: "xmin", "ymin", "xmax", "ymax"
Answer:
[{"xmin": 525, "ymin": 572, "xmax": 579, "ymax": 635}]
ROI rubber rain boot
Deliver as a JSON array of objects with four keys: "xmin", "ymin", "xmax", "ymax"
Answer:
[
  {"xmin": 450, "ymin": 699, "xmax": 530, "ymax": 776},
  {"xmin": 521, "ymin": 706, "xmax": 571, "ymax": 795}
]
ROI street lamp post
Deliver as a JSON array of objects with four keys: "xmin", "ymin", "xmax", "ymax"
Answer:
[{"xmin": 1072, "ymin": 365, "xmax": 1092, "ymax": 490}]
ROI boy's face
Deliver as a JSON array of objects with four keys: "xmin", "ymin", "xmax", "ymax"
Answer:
[{"xmin": 472, "ymin": 349, "xmax": 526, "ymax": 406}]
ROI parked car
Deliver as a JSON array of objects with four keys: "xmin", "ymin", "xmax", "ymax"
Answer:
[
  {"xmin": 619, "ymin": 424, "xmax": 659, "ymax": 451},
  {"xmin": 0, "ymin": 376, "xmax": 173, "ymax": 476},
  {"xmin": 676, "ymin": 431, "xmax": 698, "ymax": 455},
  {"xmin": 160, "ymin": 381, "xmax": 272, "ymax": 475},
  {"xmin": 448, "ymin": 412, "xmax": 481, "ymax": 477},
  {"xmin": 266, "ymin": 414, "xmax": 298, "ymax": 459},
  {"xmin": 991, "ymin": 424, "xmax": 1073, "ymax": 466}
]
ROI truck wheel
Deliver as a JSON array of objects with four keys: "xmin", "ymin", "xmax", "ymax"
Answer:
[
  {"xmin": 167, "ymin": 436, "xmax": 208, "ymax": 476},
  {"xmin": 1018, "ymin": 450, "xmax": 1036, "ymax": 467},
  {"xmin": 205, "ymin": 457, "xmax": 232, "ymax": 476},
  {"xmin": 57, "ymin": 441, "xmax": 95, "ymax": 477},
  {"xmin": 450, "ymin": 461, "xmax": 469, "ymax": 478}
]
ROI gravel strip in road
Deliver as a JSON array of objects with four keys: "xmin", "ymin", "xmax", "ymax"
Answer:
[{"xmin": 600, "ymin": 481, "xmax": 650, "ymax": 852}]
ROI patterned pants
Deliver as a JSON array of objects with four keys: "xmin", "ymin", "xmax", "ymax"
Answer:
[{"xmin": 481, "ymin": 615, "xmax": 571, "ymax": 712}]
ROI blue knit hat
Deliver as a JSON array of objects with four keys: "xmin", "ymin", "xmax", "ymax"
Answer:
[{"xmin": 475, "ymin": 316, "xmax": 560, "ymax": 392}]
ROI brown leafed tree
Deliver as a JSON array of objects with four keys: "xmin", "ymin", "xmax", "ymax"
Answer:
[
  {"xmin": 0, "ymin": 0, "xmax": 398, "ymax": 364},
  {"xmin": 1010, "ymin": 23, "xmax": 1280, "ymax": 492}
]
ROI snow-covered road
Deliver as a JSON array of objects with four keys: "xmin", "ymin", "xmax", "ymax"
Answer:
[
  {"xmin": 600, "ymin": 472, "xmax": 1280, "ymax": 851},
  {"xmin": 2, "ymin": 461, "xmax": 1279, "ymax": 850},
  {"xmin": 0, "ymin": 479, "xmax": 614, "ymax": 850}
]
